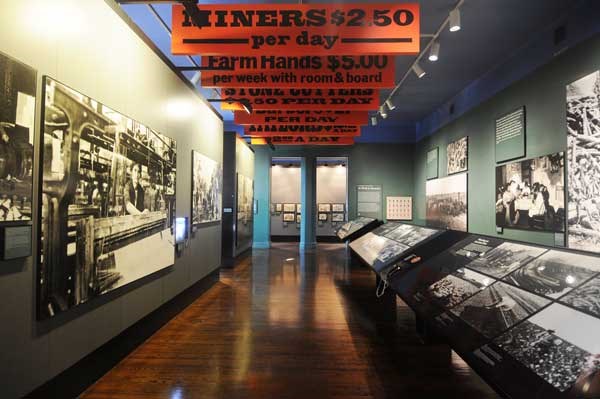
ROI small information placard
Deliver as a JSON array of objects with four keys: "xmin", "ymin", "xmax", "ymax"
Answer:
[{"xmin": 1, "ymin": 225, "xmax": 32, "ymax": 260}]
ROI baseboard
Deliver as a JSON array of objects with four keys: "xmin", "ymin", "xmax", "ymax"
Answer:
[
  {"xmin": 24, "ymin": 269, "xmax": 220, "ymax": 399},
  {"xmin": 271, "ymin": 235, "xmax": 300, "ymax": 242},
  {"xmin": 317, "ymin": 236, "xmax": 341, "ymax": 243}
]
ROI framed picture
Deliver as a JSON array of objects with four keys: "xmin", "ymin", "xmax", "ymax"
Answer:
[
  {"xmin": 567, "ymin": 70, "xmax": 600, "ymax": 253},
  {"xmin": 296, "ymin": 214, "xmax": 301, "ymax": 224},
  {"xmin": 318, "ymin": 203, "xmax": 331, "ymax": 212},
  {"xmin": 426, "ymin": 147, "xmax": 439, "ymax": 180},
  {"xmin": 318, "ymin": 213, "xmax": 328, "ymax": 221},
  {"xmin": 447, "ymin": 136, "xmax": 468, "ymax": 174},
  {"xmin": 332, "ymin": 213, "xmax": 345, "ymax": 222},
  {"xmin": 283, "ymin": 212, "xmax": 295, "ymax": 222},
  {"xmin": 38, "ymin": 77, "xmax": 177, "ymax": 320},
  {"xmin": 275, "ymin": 203, "xmax": 283, "ymax": 213},
  {"xmin": 495, "ymin": 152, "xmax": 564, "ymax": 233},
  {"xmin": 296, "ymin": 203, "xmax": 301, "ymax": 213},
  {"xmin": 0, "ymin": 51, "xmax": 37, "ymax": 223},
  {"xmin": 426, "ymin": 173, "xmax": 468, "ymax": 231},
  {"xmin": 192, "ymin": 150, "xmax": 222, "ymax": 225},
  {"xmin": 332, "ymin": 203, "xmax": 345, "ymax": 212},
  {"xmin": 283, "ymin": 203, "xmax": 295, "ymax": 212}
]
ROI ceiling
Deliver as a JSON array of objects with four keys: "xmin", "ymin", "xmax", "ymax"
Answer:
[{"xmin": 120, "ymin": 0, "xmax": 578, "ymax": 136}]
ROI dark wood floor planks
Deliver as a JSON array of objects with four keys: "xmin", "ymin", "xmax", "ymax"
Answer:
[{"xmin": 81, "ymin": 243, "xmax": 500, "ymax": 399}]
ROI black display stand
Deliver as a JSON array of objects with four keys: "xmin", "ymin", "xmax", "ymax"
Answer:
[{"xmin": 348, "ymin": 222, "xmax": 600, "ymax": 399}]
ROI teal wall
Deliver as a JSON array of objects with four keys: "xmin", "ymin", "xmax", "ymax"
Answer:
[
  {"xmin": 253, "ymin": 144, "xmax": 415, "ymax": 248},
  {"xmin": 414, "ymin": 34, "xmax": 600, "ymax": 246}
]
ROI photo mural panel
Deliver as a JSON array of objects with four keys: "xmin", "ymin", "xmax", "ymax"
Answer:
[
  {"xmin": 236, "ymin": 173, "xmax": 253, "ymax": 249},
  {"xmin": 447, "ymin": 136, "xmax": 468, "ymax": 175},
  {"xmin": 567, "ymin": 71, "xmax": 600, "ymax": 253},
  {"xmin": 426, "ymin": 172, "xmax": 468, "ymax": 232},
  {"xmin": 0, "ymin": 52, "xmax": 36, "ymax": 222},
  {"xmin": 495, "ymin": 152, "xmax": 565, "ymax": 233},
  {"xmin": 192, "ymin": 150, "xmax": 222, "ymax": 225},
  {"xmin": 38, "ymin": 77, "xmax": 177, "ymax": 320}
]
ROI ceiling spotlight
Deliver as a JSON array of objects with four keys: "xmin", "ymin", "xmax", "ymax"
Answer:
[
  {"xmin": 428, "ymin": 42, "xmax": 440, "ymax": 62},
  {"xmin": 412, "ymin": 62, "xmax": 426, "ymax": 78},
  {"xmin": 379, "ymin": 105, "xmax": 388, "ymax": 119},
  {"xmin": 449, "ymin": 9, "xmax": 461, "ymax": 32},
  {"xmin": 371, "ymin": 116, "xmax": 378, "ymax": 126},
  {"xmin": 385, "ymin": 98, "xmax": 396, "ymax": 111}
]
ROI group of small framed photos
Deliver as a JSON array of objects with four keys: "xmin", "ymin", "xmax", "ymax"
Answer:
[{"xmin": 270, "ymin": 203, "xmax": 346, "ymax": 224}]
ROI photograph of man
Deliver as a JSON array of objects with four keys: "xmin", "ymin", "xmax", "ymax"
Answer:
[{"xmin": 124, "ymin": 163, "xmax": 148, "ymax": 215}]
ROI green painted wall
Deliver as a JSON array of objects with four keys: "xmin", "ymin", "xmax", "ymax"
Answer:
[
  {"xmin": 414, "ymin": 34, "xmax": 600, "ymax": 246},
  {"xmin": 253, "ymin": 143, "xmax": 415, "ymax": 248}
]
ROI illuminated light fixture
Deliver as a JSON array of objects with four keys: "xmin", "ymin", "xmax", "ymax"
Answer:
[
  {"xmin": 428, "ymin": 41, "xmax": 440, "ymax": 62},
  {"xmin": 449, "ymin": 9, "xmax": 461, "ymax": 32},
  {"xmin": 412, "ymin": 62, "xmax": 426, "ymax": 78},
  {"xmin": 385, "ymin": 98, "xmax": 396, "ymax": 111},
  {"xmin": 371, "ymin": 116, "xmax": 378, "ymax": 126},
  {"xmin": 379, "ymin": 105, "xmax": 388, "ymax": 119}
]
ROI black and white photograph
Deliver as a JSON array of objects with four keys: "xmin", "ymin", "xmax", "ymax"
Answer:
[
  {"xmin": 494, "ymin": 304, "xmax": 600, "ymax": 392},
  {"xmin": 283, "ymin": 212, "xmax": 295, "ymax": 222},
  {"xmin": 451, "ymin": 281, "xmax": 550, "ymax": 338},
  {"xmin": 192, "ymin": 150, "xmax": 222, "ymax": 225},
  {"xmin": 283, "ymin": 203, "xmax": 296, "ymax": 213},
  {"xmin": 447, "ymin": 136, "xmax": 468, "ymax": 175},
  {"xmin": 275, "ymin": 203, "xmax": 282, "ymax": 212},
  {"xmin": 318, "ymin": 213, "xmax": 328, "ymax": 221},
  {"xmin": 567, "ymin": 70, "xmax": 600, "ymax": 253},
  {"xmin": 426, "ymin": 268, "xmax": 495, "ymax": 309},
  {"xmin": 236, "ymin": 173, "xmax": 253, "ymax": 249},
  {"xmin": 296, "ymin": 214, "xmax": 301, "ymax": 224},
  {"xmin": 0, "ymin": 52, "xmax": 36, "ymax": 222},
  {"xmin": 318, "ymin": 203, "xmax": 331, "ymax": 213},
  {"xmin": 296, "ymin": 203, "xmax": 301, "ymax": 213},
  {"xmin": 502, "ymin": 250, "xmax": 600, "ymax": 299},
  {"xmin": 331, "ymin": 213, "xmax": 344, "ymax": 222},
  {"xmin": 560, "ymin": 276, "xmax": 600, "ymax": 318},
  {"xmin": 495, "ymin": 152, "xmax": 565, "ymax": 232},
  {"xmin": 425, "ymin": 173, "xmax": 468, "ymax": 231},
  {"xmin": 38, "ymin": 77, "xmax": 177, "ymax": 320},
  {"xmin": 373, "ymin": 221, "xmax": 403, "ymax": 237},
  {"xmin": 465, "ymin": 242, "xmax": 546, "ymax": 278},
  {"xmin": 384, "ymin": 223, "xmax": 439, "ymax": 248},
  {"xmin": 336, "ymin": 216, "xmax": 375, "ymax": 240},
  {"xmin": 349, "ymin": 232, "xmax": 409, "ymax": 267},
  {"xmin": 332, "ymin": 203, "xmax": 345, "ymax": 212}
]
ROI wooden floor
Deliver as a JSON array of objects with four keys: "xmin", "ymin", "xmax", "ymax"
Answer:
[{"xmin": 82, "ymin": 243, "xmax": 501, "ymax": 399}]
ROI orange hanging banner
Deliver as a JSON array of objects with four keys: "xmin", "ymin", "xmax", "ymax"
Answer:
[
  {"xmin": 251, "ymin": 136, "xmax": 355, "ymax": 146},
  {"xmin": 221, "ymin": 88, "xmax": 379, "ymax": 111},
  {"xmin": 201, "ymin": 55, "xmax": 395, "ymax": 88},
  {"xmin": 245, "ymin": 125, "xmax": 361, "ymax": 137},
  {"xmin": 172, "ymin": 3, "xmax": 419, "ymax": 56},
  {"xmin": 234, "ymin": 110, "xmax": 368, "ymax": 126}
]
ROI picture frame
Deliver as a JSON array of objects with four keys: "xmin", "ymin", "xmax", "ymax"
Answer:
[
  {"xmin": 332, "ymin": 213, "xmax": 345, "ymax": 222},
  {"xmin": 296, "ymin": 203, "xmax": 302, "ymax": 213},
  {"xmin": 283, "ymin": 203, "xmax": 296, "ymax": 212},
  {"xmin": 318, "ymin": 213, "xmax": 328, "ymax": 221},
  {"xmin": 283, "ymin": 212, "xmax": 295, "ymax": 222},
  {"xmin": 296, "ymin": 214, "xmax": 301, "ymax": 224},
  {"xmin": 275, "ymin": 203, "xmax": 283, "ymax": 213},
  {"xmin": 318, "ymin": 203, "xmax": 331, "ymax": 213},
  {"xmin": 331, "ymin": 203, "xmax": 345, "ymax": 212}
]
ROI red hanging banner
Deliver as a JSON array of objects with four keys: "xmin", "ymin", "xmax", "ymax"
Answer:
[
  {"xmin": 245, "ymin": 125, "xmax": 361, "ymax": 137},
  {"xmin": 201, "ymin": 55, "xmax": 395, "ymax": 88},
  {"xmin": 221, "ymin": 88, "xmax": 379, "ymax": 111},
  {"xmin": 251, "ymin": 136, "xmax": 355, "ymax": 146},
  {"xmin": 172, "ymin": 3, "xmax": 420, "ymax": 56},
  {"xmin": 234, "ymin": 110, "xmax": 369, "ymax": 126}
]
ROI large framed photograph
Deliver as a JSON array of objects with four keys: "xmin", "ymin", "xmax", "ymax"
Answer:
[
  {"xmin": 426, "ymin": 173, "xmax": 468, "ymax": 231},
  {"xmin": 0, "ymin": 51, "xmax": 36, "ymax": 222},
  {"xmin": 192, "ymin": 150, "xmax": 222, "ymax": 225},
  {"xmin": 495, "ymin": 152, "xmax": 565, "ymax": 232},
  {"xmin": 38, "ymin": 77, "xmax": 177, "ymax": 320},
  {"xmin": 447, "ymin": 136, "xmax": 468, "ymax": 175},
  {"xmin": 332, "ymin": 203, "xmax": 345, "ymax": 212},
  {"xmin": 236, "ymin": 173, "xmax": 253, "ymax": 248},
  {"xmin": 567, "ymin": 71, "xmax": 600, "ymax": 253}
]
